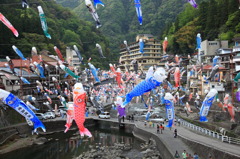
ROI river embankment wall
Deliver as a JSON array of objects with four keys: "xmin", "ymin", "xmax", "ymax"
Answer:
[{"xmin": 179, "ymin": 134, "xmax": 240, "ymax": 159}]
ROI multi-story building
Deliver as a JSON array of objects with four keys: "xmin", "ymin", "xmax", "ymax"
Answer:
[
  {"xmin": 66, "ymin": 47, "xmax": 81, "ymax": 68},
  {"xmin": 233, "ymin": 37, "xmax": 240, "ymax": 72},
  {"xmin": 119, "ymin": 34, "xmax": 163, "ymax": 72},
  {"xmin": 201, "ymin": 40, "xmax": 228, "ymax": 56}
]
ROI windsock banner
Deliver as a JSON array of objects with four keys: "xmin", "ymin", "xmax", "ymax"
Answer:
[
  {"xmin": 199, "ymin": 89, "xmax": 218, "ymax": 122},
  {"xmin": 165, "ymin": 99, "xmax": 174, "ymax": 127}
]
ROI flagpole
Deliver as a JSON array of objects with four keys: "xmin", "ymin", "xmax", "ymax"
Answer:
[
  {"xmin": 20, "ymin": 59, "xmax": 23, "ymax": 98},
  {"xmin": 198, "ymin": 48, "xmax": 201, "ymax": 64},
  {"xmin": 197, "ymin": 33, "xmax": 201, "ymax": 64}
]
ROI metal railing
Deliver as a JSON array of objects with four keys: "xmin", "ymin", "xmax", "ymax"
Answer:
[{"xmin": 180, "ymin": 120, "xmax": 240, "ymax": 145}]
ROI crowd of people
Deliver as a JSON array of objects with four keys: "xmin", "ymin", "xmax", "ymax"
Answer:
[{"xmin": 174, "ymin": 150, "xmax": 199, "ymax": 159}]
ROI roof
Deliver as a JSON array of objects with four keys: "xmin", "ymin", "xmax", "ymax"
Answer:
[
  {"xmin": 45, "ymin": 61, "xmax": 58, "ymax": 66},
  {"xmin": 0, "ymin": 54, "xmax": 59, "ymax": 68},
  {"xmin": 0, "ymin": 70, "xmax": 19, "ymax": 79},
  {"xmin": 0, "ymin": 59, "xmax": 31, "ymax": 68},
  {"xmin": 232, "ymin": 37, "xmax": 240, "ymax": 41},
  {"xmin": 0, "ymin": 67, "xmax": 39, "ymax": 77},
  {"xmin": 0, "ymin": 59, "xmax": 7, "ymax": 62}
]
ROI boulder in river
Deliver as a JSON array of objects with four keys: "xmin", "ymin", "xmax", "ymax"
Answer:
[{"xmin": 33, "ymin": 137, "xmax": 48, "ymax": 145}]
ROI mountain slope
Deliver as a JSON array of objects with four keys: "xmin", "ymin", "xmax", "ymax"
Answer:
[
  {"xmin": 162, "ymin": 0, "xmax": 240, "ymax": 55},
  {"xmin": 57, "ymin": 0, "xmax": 191, "ymax": 57},
  {"xmin": 0, "ymin": 0, "xmax": 110, "ymax": 68}
]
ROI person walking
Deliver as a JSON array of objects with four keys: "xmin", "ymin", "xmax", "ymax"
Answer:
[
  {"xmin": 157, "ymin": 124, "xmax": 160, "ymax": 134},
  {"xmin": 174, "ymin": 118, "xmax": 177, "ymax": 125},
  {"xmin": 182, "ymin": 150, "xmax": 187, "ymax": 159},
  {"xmin": 178, "ymin": 118, "xmax": 181, "ymax": 126},
  {"xmin": 174, "ymin": 129, "xmax": 177, "ymax": 138},
  {"xmin": 149, "ymin": 121, "xmax": 153, "ymax": 128},
  {"xmin": 193, "ymin": 152, "xmax": 199, "ymax": 159},
  {"xmin": 187, "ymin": 154, "xmax": 193, "ymax": 159},
  {"xmin": 131, "ymin": 114, "xmax": 134, "ymax": 122},
  {"xmin": 174, "ymin": 150, "xmax": 180, "ymax": 158},
  {"xmin": 160, "ymin": 124, "xmax": 164, "ymax": 134}
]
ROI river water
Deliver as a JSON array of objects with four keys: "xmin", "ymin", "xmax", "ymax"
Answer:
[{"xmin": 1, "ymin": 127, "xmax": 145, "ymax": 159}]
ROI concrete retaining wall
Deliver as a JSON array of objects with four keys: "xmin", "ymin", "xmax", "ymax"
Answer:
[
  {"xmin": 179, "ymin": 135, "xmax": 240, "ymax": 159},
  {"xmin": 132, "ymin": 125, "xmax": 174, "ymax": 159},
  {"xmin": 0, "ymin": 119, "xmax": 95, "ymax": 143}
]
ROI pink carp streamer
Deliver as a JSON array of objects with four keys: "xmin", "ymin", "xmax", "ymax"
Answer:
[
  {"xmin": 73, "ymin": 83, "xmax": 92, "ymax": 137},
  {"xmin": 0, "ymin": 13, "xmax": 19, "ymax": 37}
]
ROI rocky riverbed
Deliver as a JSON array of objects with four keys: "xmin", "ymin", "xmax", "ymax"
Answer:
[
  {"xmin": 75, "ymin": 138, "xmax": 161, "ymax": 159},
  {"xmin": 0, "ymin": 135, "xmax": 50, "ymax": 154}
]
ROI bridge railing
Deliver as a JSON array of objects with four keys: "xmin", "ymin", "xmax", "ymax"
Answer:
[{"xmin": 180, "ymin": 119, "xmax": 240, "ymax": 145}]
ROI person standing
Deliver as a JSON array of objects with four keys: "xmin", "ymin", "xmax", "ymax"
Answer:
[
  {"xmin": 174, "ymin": 150, "xmax": 180, "ymax": 158},
  {"xmin": 174, "ymin": 129, "xmax": 177, "ymax": 138},
  {"xmin": 160, "ymin": 124, "xmax": 164, "ymax": 134},
  {"xmin": 149, "ymin": 121, "xmax": 153, "ymax": 128},
  {"xmin": 144, "ymin": 121, "xmax": 147, "ymax": 127},
  {"xmin": 157, "ymin": 124, "xmax": 160, "ymax": 134},
  {"xmin": 182, "ymin": 150, "xmax": 187, "ymax": 159},
  {"xmin": 178, "ymin": 118, "xmax": 181, "ymax": 126},
  {"xmin": 131, "ymin": 114, "xmax": 134, "ymax": 122},
  {"xmin": 193, "ymin": 152, "xmax": 199, "ymax": 159}
]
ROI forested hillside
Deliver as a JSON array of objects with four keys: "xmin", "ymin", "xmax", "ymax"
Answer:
[
  {"xmin": 57, "ymin": 0, "xmax": 240, "ymax": 57},
  {"xmin": 0, "ymin": 0, "xmax": 111, "ymax": 68},
  {"xmin": 162, "ymin": 0, "xmax": 240, "ymax": 55},
  {"xmin": 58, "ymin": 0, "xmax": 194, "ymax": 56}
]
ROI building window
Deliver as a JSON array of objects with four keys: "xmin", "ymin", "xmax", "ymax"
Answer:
[
  {"xmin": 143, "ymin": 60, "xmax": 146, "ymax": 63},
  {"xmin": 209, "ymin": 42, "xmax": 218, "ymax": 45}
]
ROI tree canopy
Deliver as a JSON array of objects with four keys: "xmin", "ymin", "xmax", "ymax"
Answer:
[{"xmin": 0, "ymin": 0, "xmax": 111, "ymax": 69}]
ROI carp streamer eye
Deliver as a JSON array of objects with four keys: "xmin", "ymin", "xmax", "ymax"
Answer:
[{"xmin": 8, "ymin": 101, "xmax": 13, "ymax": 104}]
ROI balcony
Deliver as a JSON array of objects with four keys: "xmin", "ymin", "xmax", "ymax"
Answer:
[
  {"xmin": 236, "ymin": 65, "xmax": 240, "ymax": 72},
  {"xmin": 216, "ymin": 48, "xmax": 232, "ymax": 55},
  {"xmin": 233, "ymin": 46, "xmax": 240, "ymax": 53},
  {"xmin": 233, "ymin": 54, "xmax": 240, "ymax": 62}
]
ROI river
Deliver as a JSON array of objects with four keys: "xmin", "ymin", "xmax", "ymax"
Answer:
[{"xmin": 1, "ymin": 126, "xmax": 145, "ymax": 159}]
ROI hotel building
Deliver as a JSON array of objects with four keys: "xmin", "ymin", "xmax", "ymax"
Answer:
[{"xmin": 119, "ymin": 34, "xmax": 163, "ymax": 72}]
